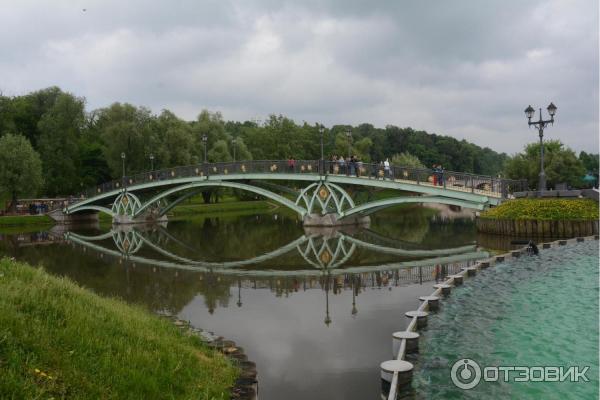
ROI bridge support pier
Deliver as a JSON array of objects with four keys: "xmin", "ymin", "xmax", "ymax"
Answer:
[
  {"xmin": 48, "ymin": 209, "xmax": 99, "ymax": 225},
  {"xmin": 113, "ymin": 211, "xmax": 168, "ymax": 225},
  {"xmin": 303, "ymin": 213, "xmax": 370, "ymax": 227}
]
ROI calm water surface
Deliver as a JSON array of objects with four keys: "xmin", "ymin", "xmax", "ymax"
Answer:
[{"xmin": 0, "ymin": 206, "xmax": 525, "ymax": 399}]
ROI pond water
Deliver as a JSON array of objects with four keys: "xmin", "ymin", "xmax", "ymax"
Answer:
[
  {"xmin": 413, "ymin": 239, "xmax": 599, "ymax": 399},
  {"xmin": 0, "ymin": 205, "xmax": 538, "ymax": 399}
]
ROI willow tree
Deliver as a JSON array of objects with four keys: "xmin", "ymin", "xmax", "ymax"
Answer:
[{"xmin": 0, "ymin": 134, "xmax": 43, "ymax": 212}]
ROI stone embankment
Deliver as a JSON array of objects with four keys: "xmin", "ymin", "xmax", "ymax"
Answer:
[
  {"xmin": 476, "ymin": 217, "xmax": 598, "ymax": 237},
  {"xmin": 159, "ymin": 312, "xmax": 258, "ymax": 400}
]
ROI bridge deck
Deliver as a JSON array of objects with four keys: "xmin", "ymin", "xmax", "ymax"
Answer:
[{"xmin": 63, "ymin": 160, "xmax": 527, "ymax": 214}]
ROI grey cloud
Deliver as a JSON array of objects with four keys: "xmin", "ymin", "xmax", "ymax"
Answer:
[{"xmin": 0, "ymin": 0, "xmax": 597, "ymax": 153}]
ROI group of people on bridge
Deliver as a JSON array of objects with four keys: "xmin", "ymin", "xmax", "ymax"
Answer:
[{"xmin": 431, "ymin": 164, "xmax": 445, "ymax": 186}]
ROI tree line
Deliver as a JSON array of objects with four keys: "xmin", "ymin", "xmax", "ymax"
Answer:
[{"xmin": 0, "ymin": 86, "xmax": 597, "ymax": 204}]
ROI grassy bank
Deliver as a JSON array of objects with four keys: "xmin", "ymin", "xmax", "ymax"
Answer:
[
  {"xmin": 0, "ymin": 258, "xmax": 237, "ymax": 399},
  {"xmin": 0, "ymin": 214, "xmax": 54, "ymax": 228},
  {"xmin": 169, "ymin": 199, "xmax": 276, "ymax": 220},
  {"xmin": 481, "ymin": 198, "xmax": 599, "ymax": 220}
]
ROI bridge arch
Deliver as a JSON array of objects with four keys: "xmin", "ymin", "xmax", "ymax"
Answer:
[
  {"xmin": 131, "ymin": 181, "xmax": 308, "ymax": 218},
  {"xmin": 340, "ymin": 195, "xmax": 485, "ymax": 219}
]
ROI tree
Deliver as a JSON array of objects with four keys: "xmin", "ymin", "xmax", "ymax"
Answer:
[
  {"xmin": 579, "ymin": 151, "xmax": 599, "ymax": 175},
  {"xmin": 504, "ymin": 140, "xmax": 585, "ymax": 189},
  {"xmin": 192, "ymin": 110, "xmax": 228, "ymax": 160},
  {"xmin": 231, "ymin": 136, "xmax": 252, "ymax": 161},
  {"xmin": 37, "ymin": 92, "xmax": 85, "ymax": 196},
  {"xmin": 95, "ymin": 103, "xmax": 156, "ymax": 178},
  {"xmin": 391, "ymin": 152, "xmax": 425, "ymax": 168},
  {"xmin": 154, "ymin": 110, "xmax": 196, "ymax": 167},
  {"xmin": 208, "ymin": 139, "xmax": 232, "ymax": 162},
  {"xmin": 0, "ymin": 134, "xmax": 43, "ymax": 212}
]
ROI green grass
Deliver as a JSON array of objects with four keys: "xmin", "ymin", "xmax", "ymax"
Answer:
[
  {"xmin": 169, "ymin": 200, "xmax": 275, "ymax": 219},
  {"xmin": 480, "ymin": 198, "xmax": 599, "ymax": 221},
  {"xmin": 0, "ymin": 258, "xmax": 237, "ymax": 399},
  {"xmin": 0, "ymin": 214, "xmax": 54, "ymax": 227}
]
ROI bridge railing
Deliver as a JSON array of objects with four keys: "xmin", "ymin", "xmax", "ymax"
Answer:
[{"xmin": 75, "ymin": 160, "xmax": 527, "ymax": 200}]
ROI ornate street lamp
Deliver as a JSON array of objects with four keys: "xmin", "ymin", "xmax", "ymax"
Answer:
[
  {"xmin": 525, "ymin": 102, "xmax": 557, "ymax": 191},
  {"xmin": 149, "ymin": 153, "xmax": 154, "ymax": 171},
  {"xmin": 232, "ymin": 138, "xmax": 237, "ymax": 162},
  {"xmin": 202, "ymin": 134, "xmax": 208, "ymax": 163},
  {"xmin": 345, "ymin": 128, "xmax": 352, "ymax": 160}
]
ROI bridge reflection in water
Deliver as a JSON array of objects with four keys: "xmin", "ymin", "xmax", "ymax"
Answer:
[{"xmin": 59, "ymin": 224, "xmax": 488, "ymax": 318}]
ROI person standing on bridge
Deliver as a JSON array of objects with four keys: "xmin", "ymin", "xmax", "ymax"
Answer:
[
  {"xmin": 438, "ymin": 164, "xmax": 445, "ymax": 186},
  {"xmin": 288, "ymin": 157, "xmax": 296, "ymax": 172},
  {"xmin": 338, "ymin": 156, "xmax": 345, "ymax": 175},
  {"xmin": 383, "ymin": 158, "xmax": 390, "ymax": 179},
  {"xmin": 432, "ymin": 164, "xmax": 438, "ymax": 186}
]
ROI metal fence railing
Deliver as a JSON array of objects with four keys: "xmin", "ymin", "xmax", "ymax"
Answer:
[{"xmin": 71, "ymin": 160, "xmax": 528, "ymax": 202}]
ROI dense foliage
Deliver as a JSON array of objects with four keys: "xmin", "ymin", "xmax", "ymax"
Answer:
[
  {"xmin": 503, "ymin": 140, "xmax": 588, "ymax": 190},
  {"xmin": 0, "ymin": 86, "xmax": 595, "ymax": 200},
  {"xmin": 0, "ymin": 134, "xmax": 43, "ymax": 210},
  {"xmin": 480, "ymin": 199, "xmax": 599, "ymax": 221}
]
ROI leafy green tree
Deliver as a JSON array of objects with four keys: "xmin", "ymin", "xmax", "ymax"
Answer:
[
  {"xmin": 192, "ymin": 110, "xmax": 228, "ymax": 160},
  {"xmin": 391, "ymin": 152, "xmax": 425, "ymax": 168},
  {"xmin": 504, "ymin": 140, "xmax": 585, "ymax": 189},
  {"xmin": 95, "ymin": 103, "xmax": 156, "ymax": 178},
  {"xmin": 154, "ymin": 110, "xmax": 196, "ymax": 167},
  {"xmin": 5, "ymin": 87, "xmax": 64, "ymax": 147},
  {"xmin": 208, "ymin": 139, "xmax": 232, "ymax": 162},
  {"xmin": 37, "ymin": 92, "xmax": 85, "ymax": 195},
  {"xmin": 231, "ymin": 136, "xmax": 252, "ymax": 161},
  {"xmin": 353, "ymin": 137, "xmax": 372, "ymax": 161},
  {"xmin": 579, "ymin": 151, "xmax": 599, "ymax": 175},
  {"xmin": 0, "ymin": 134, "xmax": 43, "ymax": 212}
]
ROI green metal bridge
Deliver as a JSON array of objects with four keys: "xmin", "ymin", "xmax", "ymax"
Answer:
[{"xmin": 60, "ymin": 160, "xmax": 526, "ymax": 225}]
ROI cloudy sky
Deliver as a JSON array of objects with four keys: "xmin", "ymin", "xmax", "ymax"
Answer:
[{"xmin": 1, "ymin": 0, "xmax": 598, "ymax": 153}]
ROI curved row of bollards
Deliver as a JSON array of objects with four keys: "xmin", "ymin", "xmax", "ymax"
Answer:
[{"xmin": 380, "ymin": 234, "xmax": 599, "ymax": 400}]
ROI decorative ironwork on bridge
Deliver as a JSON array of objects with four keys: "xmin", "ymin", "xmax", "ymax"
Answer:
[{"xmin": 59, "ymin": 160, "xmax": 528, "ymax": 225}]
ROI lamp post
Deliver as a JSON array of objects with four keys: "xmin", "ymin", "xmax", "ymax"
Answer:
[
  {"xmin": 324, "ymin": 274, "xmax": 331, "ymax": 326},
  {"xmin": 121, "ymin": 152, "xmax": 126, "ymax": 189},
  {"xmin": 202, "ymin": 134, "xmax": 208, "ymax": 163},
  {"xmin": 149, "ymin": 153, "xmax": 154, "ymax": 171},
  {"xmin": 319, "ymin": 125, "xmax": 325, "ymax": 173},
  {"xmin": 232, "ymin": 138, "xmax": 237, "ymax": 162},
  {"xmin": 351, "ymin": 275, "xmax": 358, "ymax": 318},
  {"xmin": 345, "ymin": 128, "xmax": 352, "ymax": 160},
  {"xmin": 525, "ymin": 102, "xmax": 557, "ymax": 191}
]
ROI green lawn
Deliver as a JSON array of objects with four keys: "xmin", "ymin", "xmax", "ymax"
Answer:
[
  {"xmin": 0, "ymin": 214, "xmax": 54, "ymax": 227},
  {"xmin": 0, "ymin": 258, "xmax": 237, "ymax": 399},
  {"xmin": 169, "ymin": 200, "xmax": 276, "ymax": 219},
  {"xmin": 480, "ymin": 198, "xmax": 599, "ymax": 220}
]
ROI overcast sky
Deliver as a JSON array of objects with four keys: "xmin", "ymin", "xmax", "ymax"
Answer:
[{"xmin": 1, "ymin": 0, "xmax": 598, "ymax": 154}]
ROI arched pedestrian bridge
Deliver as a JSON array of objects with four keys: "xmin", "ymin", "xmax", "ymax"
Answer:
[{"xmin": 60, "ymin": 160, "xmax": 526, "ymax": 225}]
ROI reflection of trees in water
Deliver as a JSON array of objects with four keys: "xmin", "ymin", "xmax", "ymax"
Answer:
[
  {"xmin": 370, "ymin": 205, "xmax": 477, "ymax": 248},
  {"xmin": 0, "ymin": 229, "xmax": 480, "ymax": 318},
  {"xmin": 161, "ymin": 214, "xmax": 303, "ymax": 261},
  {"xmin": 370, "ymin": 206, "xmax": 433, "ymax": 243}
]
